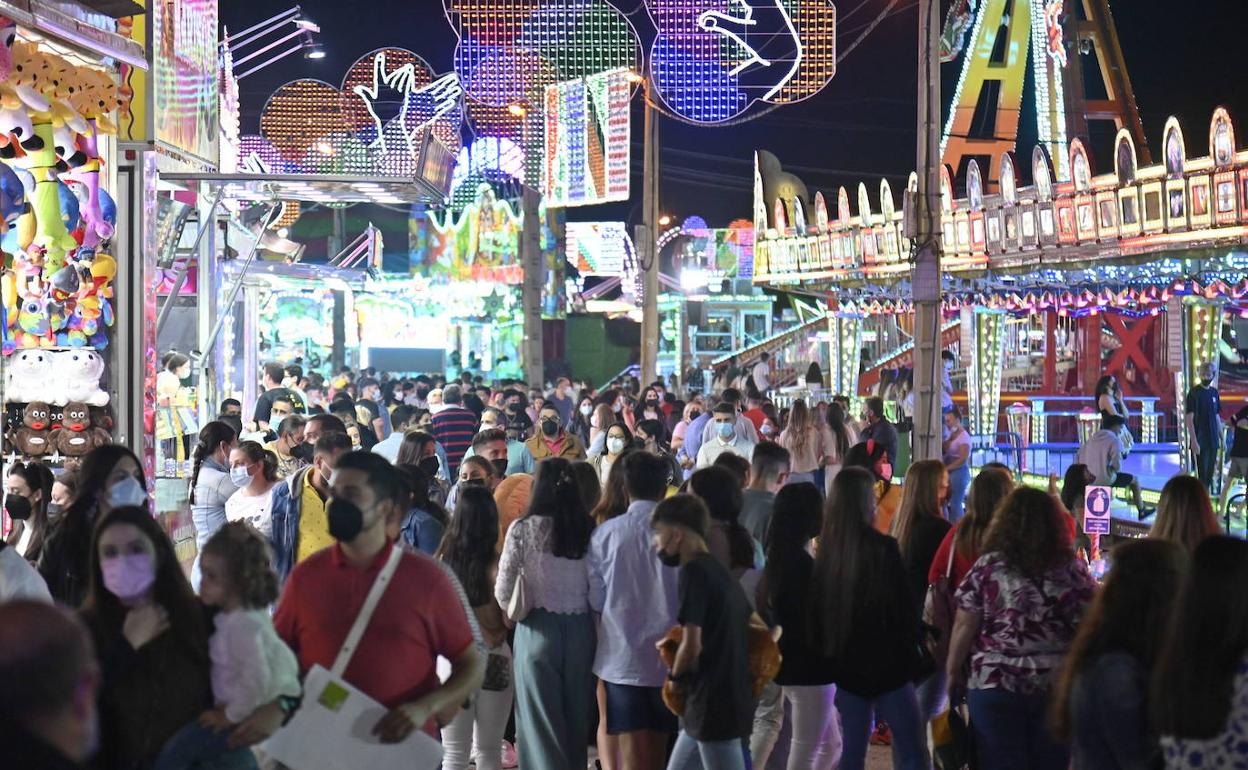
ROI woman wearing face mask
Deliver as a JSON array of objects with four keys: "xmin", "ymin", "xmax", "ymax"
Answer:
[
  {"xmin": 81, "ymin": 506, "xmax": 268, "ymax": 770},
  {"xmin": 587, "ymin": 404, "xmax": 616, "ymax": 457},
  {"xmin": 397, "ymin": 429, "xmax": 451, "ymax": 504},
  {"xmin": 188, "ymin": 422, "xmax": 238, "ymax": 587},
  {"xmin": 224, "ymin": 441, "xmax": 281, "ymax": 539},
  {"xmin": 568, "ymin": 393, "xmax": 595, "ymax": 447},
  {"xmin": 592, "ymin": 423, "xmax": 633, "ymax": 486},
  {"xmin": 843, "ymin": 440, "xmax": 902, "ymax": 535},
  {"xmin": 156, "ymin": 351, "xmax": 198, "ymax": 465},
  {"xmin": 635, "ymin": 418, "xmax": 681, "ymax": 489},
  {"xmin": 48, "ymin": 471, "xmax": 79, "ymax": 525},
  {"xmin": 458, "ymin": 456, "xmax": 500, "ymax": 493},
  {"xmin": 632, "ymin": 388, "xmax": 663, "ymax": 426},
  {"xmin": 38, "ymin": 445, "xmax": 150, "ymax": 607},
  {"xmin": 670, "ymin": 402, "xmax": 702, "ymax": 456},
  {"xmin": 5, "ymin": 460, "xmax": 54, "ymax": 562},
  {"xmin": 395, "ymin": 465, "xmax": 450, "ymax": 555}
]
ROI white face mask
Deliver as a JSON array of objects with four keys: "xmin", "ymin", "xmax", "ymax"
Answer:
[
  {"xmin": 230, "ymin": 465, "xmax": 252, "ymax": 487},
  {"xmin": 580, "ymin": 404, "xmax": 593, "ymax": 417},
  {"xmin": 607, "ymin": 437, "xmax": 626, "ymax": 455}
]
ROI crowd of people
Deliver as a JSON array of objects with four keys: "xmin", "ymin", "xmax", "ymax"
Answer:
[{"xmin": 1, "ymin": 358, "xmax": 1247, "ymax": 770}]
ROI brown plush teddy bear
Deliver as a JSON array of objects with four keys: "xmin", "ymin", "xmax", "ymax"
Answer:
[
  {"xmin": 7, "ymin": 401, "xmax": 54, "ymax": 457},
  {"xmin": 655, "ymin": 622, "xmax": 783, "ymax": 717},
  {"xmin": 51, "ymin": 401, "xmax": 109, "ymax": 456}
]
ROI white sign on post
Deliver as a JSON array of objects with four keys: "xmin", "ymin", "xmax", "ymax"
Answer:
[{"xmin": 1084, "ymin": 485, "xmax": 1113, "ymax": 535}]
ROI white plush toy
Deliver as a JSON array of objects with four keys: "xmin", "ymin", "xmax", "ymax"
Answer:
[
  {"xmin": 4, "ymin": 349, "xmax": 54, "ymax": 404},
  {"xmin": 50, "ymin": 349, "xmax": 109, "ymax": 406}
]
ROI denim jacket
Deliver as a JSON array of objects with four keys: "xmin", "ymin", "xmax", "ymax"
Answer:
[{"xmin": 269, "ymin": 466, "xmax": 311, "ymax": 584}]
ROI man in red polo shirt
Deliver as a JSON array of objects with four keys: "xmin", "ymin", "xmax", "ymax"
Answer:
[{"xmin": 274, "ymin": 451, "xmax": 484, "ymax": 741}]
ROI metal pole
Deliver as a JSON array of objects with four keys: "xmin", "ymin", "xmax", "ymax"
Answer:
[
  {"xmin": 156, "ymin": 187, "xmax": 224, "ymax": 334},
  {"xmin": 639, "ymin": 80, "xmax": 660, "ymax": 386},
  {"xmin": 912, "ymin": 0, "xmax": 944, "ymax": 462},
  {"xmin": 520, "ymin": 188, "xmax": 545, "ymax": 386},
  {"xmin": 199, "ymin": 205, "xmax": 277, "ymax": 365}
]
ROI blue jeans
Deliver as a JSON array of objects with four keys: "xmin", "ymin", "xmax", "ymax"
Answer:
[
  {"xmin": 967, "ymin": 688, "xmax": 1069, "ymax": 770},
  {"xmin": 152, "ymin": 720, "xmax": 259, "ymax": 770},
  {"xmin": 947, "ymin": 465, "xmax": 972, "ymax": 524},
  {"xmin": 666, "ymin": 731, "xmax": 748, "ymax": 770},
  {"xmin": 836, "ymin": 683, "xmax": 929, "ymax": 770}
]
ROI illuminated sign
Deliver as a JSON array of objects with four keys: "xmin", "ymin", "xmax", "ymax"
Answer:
[
  {"xmin": 543, "ymin": 68, "xmax": 632, "ymax": 207},
  {"xmin": 565, "ymin": 221, "xmax": 635, "ymax": 275},
  {"xmin": 646, "ymin": 0, "xmax": 837, "ymax": 123}
]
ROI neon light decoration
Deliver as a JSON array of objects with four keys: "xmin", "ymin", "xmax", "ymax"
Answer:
[
  {"xmin": 451, "ymin": 137, "xmax": 527, "ymax": 204},
  {"xmin": 253, "ymin": 48, "xmax": 459, "ymax": 180},
  {"xmin": 565, "ymin": 221, "xmax": 635, "ymax": 275},
  {"xmin": 645, "ymin": 0, "xmax": 837, "ymax": 123},
  {"xmin": 542, "ymin": 67, "xmax": 631, "ymax": 207}
]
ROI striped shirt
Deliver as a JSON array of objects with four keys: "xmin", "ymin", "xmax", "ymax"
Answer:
[{"xmin": 430, "ymin": 405, "xmax": 478, "ymax": 476}]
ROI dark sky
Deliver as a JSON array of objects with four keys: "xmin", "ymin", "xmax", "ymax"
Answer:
[{"xmin": 222, "ymin": 0, "xmax": 1248, "ymax": 229}]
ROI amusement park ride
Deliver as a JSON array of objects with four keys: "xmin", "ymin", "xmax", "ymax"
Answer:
[{"xmin": 751, "ymin": 0, "xmax": 1248, "ymax": 499}]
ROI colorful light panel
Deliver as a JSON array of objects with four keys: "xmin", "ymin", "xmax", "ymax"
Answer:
[
  {"xmin": 565, "ymin": 221, "xmax": 634, "ymax": 275},
  {"xmin": 646, "ymin": 0, "xmax": 837, "ymax": 123},
  {"xmin": 542, "ymin": 67, "xmax": 631, "ymax": 207}
]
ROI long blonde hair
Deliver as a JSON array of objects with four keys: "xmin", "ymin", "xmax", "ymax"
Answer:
[
  {"xmin": 1150, "ymin": 474, "xmax": 1219, "ymax": 553},
  {"xmin": 891, "ymin": 459, "xmax": 948, "ymax": 560},
  {"xmin": 783, "ymin": 399, "xmax": 814, "ymax": 454}
]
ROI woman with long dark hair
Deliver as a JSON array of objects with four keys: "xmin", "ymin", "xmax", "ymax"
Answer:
[
  {"xmin": 823, "ymin": 402, "xmax": 855, "ymax": 494},
  {"xmin": 80, "ymin": 506, "xmax": 260, "ymax": 770},
  {"xmin": 1150, "ymin": 474, "xmax": 1221, "ymax": 554},
  {"xmin": 1050, "ymin": 539, "xmax": 1188, "ymax": 769},
  {"xmin": 1154, "ymin": 536, "xmax": 1248, "ymax": 767},
  {"xmin": 1095, "ymin": 374, "xmax": 1134, "ymax": 455},
  {"xmin": 439, "ymin": 486, "xmax": 512, "ymax": 770},
  {"xmin": 395, "ymin": 464, "xmax": 450, "ymax": 555},
  {"xmin": 946, "ymin": 487, "xmax": 1096, "ymax": 769},
  {"xmin": 224, "ymin": 441, "xmax": 280, "ymax": 539},
  {"xmin": 568, "ymin": 391, "xmax": 595, "ymax": 447},
  {"xmin": 494, "ymin": 457, "xmax": 596, "ymax": 770},
  {"xmin": 5, "ymin": 460, "xmax": 54, "ymax": 561},
  {"xmin": 758, "ymin": 482, "xmax": 841, "ymax": 770},
  {"xmin": 689, "ymin": 465, "xmax": 757, "ymax": 576},
  {"xmin": 843, "ymin": 440, "xmax": 902, "ymax": 533},
  {"xmin": 590, "ymin": 452, "xmax": 632, "ymax": 526},
  {"xmin": 188, "ymin": 422, "xmax": 237, "ymax": 588},
  {"xmin": 38, "ymin": 444, "xmax": 149, "ymax": 607},
  {"xmin": 927, "ymin": 467, "xmax": 1015, "ymax": 593},
  {"xmin": 813, "ymin": 467, "xmax": 928, "ymax": 770}
]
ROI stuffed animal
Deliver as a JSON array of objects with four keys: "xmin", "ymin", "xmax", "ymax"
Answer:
[
  {"xmin": 50, "ymin": 401, "xmax": 108, "ymax": 456},
  {"xmin": 1, "ymin": 16, "xmax": 16, "ymax": 80},
  {"xmin": 3, "ymin": 347, "xmax": 52, "ymax": 402},
  {"xmin": 60, "ymin": 125, "xmax": 112, "ymax": 248},
  {"xmin": 7, "ymin": 400, "xmax": 53, "ymax": 456},
  {"xmin": 24, "ymin": 122, "xmax": 78, "ymax": 274},
  {"xmin": 655, "ymin": 622, "xmax": 782, "ymax": 718},
  {"xmin": 0, "ymin": 159, "xmax": 24, "ymax": 232},
  {"xmin": 50, "ymin": 348, "xmax": 107, "ymax": 406}
]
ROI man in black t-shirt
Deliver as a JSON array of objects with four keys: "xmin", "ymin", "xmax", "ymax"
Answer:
[
  {"xmin": 651, "ymin": 495, "xmax": 754, "ymax": 770},
  {"xmin": 1220, "ymin": 404, "xmax": 1248, "ymax": 514},
  {"xmin": 253, "ymin": 361, "xmax": 305, "ymax": 429}
]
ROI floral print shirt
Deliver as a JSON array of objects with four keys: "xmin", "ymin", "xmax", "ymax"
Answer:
[
  {"xmin": 1162, "ymin": 654, "xmax": 1248, "ymax": 769},
  {"xmin": 955, "ymin": 552, "xmax": 1096, "ymax": 694}
]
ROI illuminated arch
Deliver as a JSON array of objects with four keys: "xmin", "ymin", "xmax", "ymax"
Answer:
[
  {"xmin": 1113, "ymin": 129, "xmax": 1137, "ymax": 186},
  {"xmin": 1163, "ymin": 116, "xmax": 1186, "ymax": 178},
  {"xmin": 1069, "ymin": 138, "xmax": 1092, "ymax": 192},
  {"xmin": 879, "ymin": 179, "xmax": 896, "ymax": 221},
  {"xmin": 814, "ymin": 191, "xmax": 829, "ymax": 231},
  {"xmin": 966, "ymin": 158, "xmax": 984, "ymax": 209},
  {"xmin": 1210, "ymin": 106, "xmax": 1237, "ymax": 168},
  {"xmin": 1000, "ymin": 151, "xmax": 1018, "ymax": 205},
  {"xmin": 1032, "ymin": 145, "xmax": 1054, "ymax": 201}
]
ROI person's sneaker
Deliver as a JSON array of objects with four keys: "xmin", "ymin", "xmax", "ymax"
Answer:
[
  {"xmin": 869, "ymin": 722, "xmax": 893, "ymax": 745},
  {"xmin": 502, "ymin": 739, "xmax": 518, "ymax": 768}
]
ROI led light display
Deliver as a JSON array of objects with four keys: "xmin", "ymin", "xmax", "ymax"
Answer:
[
  {"xmin": 646, "ymin": 0, "xmax": 837, "ymax": 123},
  {"xmin": 565, "ymin": 221, "xmax": 635, "ymax": 275},
  {"xmin": 543, "ymin": 67, "xmax": 631, "ymax": 207}
]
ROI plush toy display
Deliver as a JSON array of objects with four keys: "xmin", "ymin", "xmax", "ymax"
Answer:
[
  {"xmin": 7, "ymin": 400, "xmax": 52, "ymax": 456},
  {"xmin": 655, "ymin": 623, "xmax": 782, "ymax": 718},
  {"xmin": 50, "ymin": 401, "xmax": 108, "ymax": 456},
  {"xmin": 2, "ymin": 19, "xmax": 117, "ymax": 452}
]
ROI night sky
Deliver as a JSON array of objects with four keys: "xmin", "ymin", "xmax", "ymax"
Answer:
[{"xmin": 222, "ymin": 0, "xmax": 1248, "ymax": 236}]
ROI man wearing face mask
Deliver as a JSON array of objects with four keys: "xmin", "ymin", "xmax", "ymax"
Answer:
[
  {"xmin": 356, "ymin": 377, "xmax": 392, "ymax": 441},
  {"xmin": 270, "ymin": 431, "xmax": 353, "ymax": 584},
  {"xmin": 548, "ymin": 377, "xmax": 575, "ymax": 427},
  {"xmin": 859, "ymin": 396, "xmax": 899, "ymax": 467},
  {"xmin": 445, "ymin": 430, "xmax": 515, "ymax": 512},
  {"xmin": 696, "ymin": 403, "xmax": 757, "ymax": 469},
  {"xmin": 274, "ymin": 452, "xmax": 485, "ymax": 742},
  {"xmin": 0, "ymin": 602, "xmax": 100, "ymax": 767},
  {"xmin": 405, "ymin": 375, "xmax": 433, "ymax": 409},
  {"xmin": 526, "ymin": 404, "xmax": 587, "ymax": 461},
  {"xmin": 684, "ymin": 390, "xmax": 758, "ymax": 473},
  {"xmin": 462, "ymin": 411, "xmax": 536, "ymax": 476},
  {"xmin": 264, "ymin": 415, "xmax": 307, "ymax": 480}
]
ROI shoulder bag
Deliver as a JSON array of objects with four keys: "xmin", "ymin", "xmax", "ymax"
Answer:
[
  {"xmin": 923, "ymin": 538, "xmax": 959, "ymax": 666},
  {"xmin": 504, "ymin": 520, "xmax": 535, "ymax": 625},
  {"xmin": 263, "ymin": 546, "xmax": 443, "ymax": 770}
]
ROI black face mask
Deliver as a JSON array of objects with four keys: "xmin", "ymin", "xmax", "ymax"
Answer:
[
  {"xmin": 689, "ymin": 411, "xmax": 701, "ymax": 421},
  {"xmin": 461, "ymin": 478, "xmax": 486, "ymax": 488},
  {"xmin": 490, "ymin": 458, "xmax": 509, "ymax": 478},
  {"xmin": 418, "ymin": 456, "xmax": 441, "ymax": 478},
  {"xmin": 656, "ymin": 548, "xmax": 681, "ymax": 568},
  {"xmin": 415, "ymin": 388, "xmax": 430, "ymax": 399},
  {"xmin": 291, "ymin": 443, "xmax": 314, "ymax": 462},
  {"xmin": 4, "ymin": 494, "xmax": 32, "ymax": 521},
  {"xmin": 541, "ymin": 419, "xmax": 560, "ymax": 437},
  {"xmin": 646, "ymin": 399, "xmax": 659, "ymax": 409},
  {"xmin": 327, "ymin": 497, "xmax": 365, "ymax": 542}
]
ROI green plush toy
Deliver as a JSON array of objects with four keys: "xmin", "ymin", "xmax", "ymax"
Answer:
[{"xmin": 25, "ymin": 121, "xmax": 77, "ymax": 274}]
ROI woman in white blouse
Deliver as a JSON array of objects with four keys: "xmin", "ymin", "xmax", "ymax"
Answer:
[
  {"xmin": 495, "ymin": 457, "xmax": 596, "ymax": 770},
  {"xmin": 224, "ymin": 441, "xmax": 280, "ymax": 540}
]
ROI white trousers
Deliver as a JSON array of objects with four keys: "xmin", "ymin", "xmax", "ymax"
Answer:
[
  {"xmin": 440, "ymin": 642, "xmax": 515, "ymax": 770},
  {"xmin": 783, "ymin": 684, "xmax": 842, "ymax": 770}
]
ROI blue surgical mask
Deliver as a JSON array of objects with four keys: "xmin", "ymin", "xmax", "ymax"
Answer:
[
  {"xmin": 230, "ymin": 466, "xmax": 252, "ymax": 488},
  {"xmin": 717, "ymin": 422, "xmax": 735, "ymax": 440},
  {"xmin": 107, "ymin": 476, "xmax": 148, "ymax": 509}
]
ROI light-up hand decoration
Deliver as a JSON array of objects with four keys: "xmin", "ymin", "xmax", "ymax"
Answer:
[
  {"xmin": 404, "ymin": 73, "xmax": 463, "ymax": 141},
  {"xmin": 353, "ymin": 50, "xmax": 421, "ymax": 152}
]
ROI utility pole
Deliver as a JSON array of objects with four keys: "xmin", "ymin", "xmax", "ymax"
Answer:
[
  {"xmin": 639, "ymin": 78, "xmax": 661, "ymax": 387},
  {"xmin": 911, "ymin": 0, "xmax": 944, "ymax": 462},
  {"xmin": 520, "ymin": 187, "xmax": 545, "ymax": 386}
]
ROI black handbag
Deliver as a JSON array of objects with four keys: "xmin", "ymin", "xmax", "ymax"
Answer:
[{"xmin": 933, "ymin": 704, "xmax": 977, "ymax": 770}]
